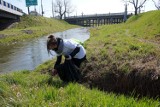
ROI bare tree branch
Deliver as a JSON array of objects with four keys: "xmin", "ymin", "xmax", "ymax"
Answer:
[
  {"xmin": 124, "ymin": 0, "xmax": 148, "ymax": 15},
  {"xmin": 53, "ymin": 0, "xmax": 74, "ymax": 19},
  {"xmin": 152, "ymin": 0, "xmax": 160, "ymax": 10}
]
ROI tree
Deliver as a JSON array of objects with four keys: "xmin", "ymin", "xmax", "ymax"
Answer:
[
  {"xmin": 152, "ymin": 0, "xmax": 160, "ymax": 10},
  {"xmin": 41, "ymin": 0, "xmax": 44, "ymax": 16},
  {"xmin": 52, "ymin": 0, "xmax": 55, "ymax": 18},
  {"xmin": 53, "ymin": 0, "xmax": 73, "ymax": 19},
  {"xmin": 124, "ymin": 0, "xmax": 148, "ymax": 15}
]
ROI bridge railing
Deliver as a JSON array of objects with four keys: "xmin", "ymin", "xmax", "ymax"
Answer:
[
  {"xmin": 65, "ymin": 12, "xmax": 133, "ymax": 19},
  {"xmin": 0, "ymin": 0, "xmax": 23, "ymax": 16}
]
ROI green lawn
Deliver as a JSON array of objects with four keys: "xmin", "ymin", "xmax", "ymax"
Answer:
[
  {"xmin": 0, "ymin": 60, "xmax": 159, "ymax": 106},
  {"xmin": 0, "ymin": 15, "xmax": 77, "ymax": 44}
]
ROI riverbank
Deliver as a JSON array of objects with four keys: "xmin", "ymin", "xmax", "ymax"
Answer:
[
  {"xmin": 0, "ymin": 60, "xmax": 159, "ymax": 106},
  {"xmin": 0, "ymin": 27, "xmax": 90, "ymax": 73},
  {"xmin": 81, "ymin": 10, "xmax": 160, "ymax": 98},
  {"xmin": 0, "ymin": 15, "xmax": 77, "ymax": 44},
  {"xmin": 0, "ymin": 11, "xmax": 160, "ymax": 106}
]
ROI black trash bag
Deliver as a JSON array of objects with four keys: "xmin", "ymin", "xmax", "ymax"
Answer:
[{"xmin": 55, "ymin": 60, "xmax": 81, "ymax": 82}]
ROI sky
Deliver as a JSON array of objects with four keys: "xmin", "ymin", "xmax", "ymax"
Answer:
[{"xmin": 4, "ymin": 0, "xmax": 157, "ymax": 17}]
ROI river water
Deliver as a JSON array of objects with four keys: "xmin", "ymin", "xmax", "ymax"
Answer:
[{"xmin": 0, "ymin": 27, "xmax": 90, "ymax": 74}]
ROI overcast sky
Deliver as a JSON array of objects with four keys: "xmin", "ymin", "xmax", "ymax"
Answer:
[{"xmin": 4, "ymin": 0, "xmax": 157, "ymax": 17}]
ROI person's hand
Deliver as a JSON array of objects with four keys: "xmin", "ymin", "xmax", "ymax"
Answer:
[
  {"xmin": 65, "ymin": 55, "xmax": 72, "ymax": 60},
  {"xmin": 51, "ymin": 69, "xmax": 57, "ymax": 76}
]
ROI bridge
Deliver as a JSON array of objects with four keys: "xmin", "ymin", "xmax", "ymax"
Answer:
[
  {"xmin": 0, "ymin": 0, "xmax": 23, "ymax": 29},
  {"xmin": 64, "ymin": 12, "xmax": 132, "ymax": 27}
]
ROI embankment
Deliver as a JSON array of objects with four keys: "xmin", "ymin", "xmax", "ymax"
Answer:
[
  {"xmin": 0, "ymin": 15, "xmax": 77, "ymax": 44},
  {"xmin": 81, "ymin": 10, "xmax": 160, "ymax": 98}
]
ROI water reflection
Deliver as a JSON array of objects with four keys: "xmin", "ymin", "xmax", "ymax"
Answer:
[{"xmin": 0, "ymin": 28, "xmax": 90, "ymax": 73}]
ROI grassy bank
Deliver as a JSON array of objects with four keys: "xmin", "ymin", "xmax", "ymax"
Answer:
[
  {"xmin": 81, "ymin": 10, "xmax": 160, "ymax": 97},
  {"xmin": 0, "ymin": 60, "xmax": 159, "ymax": 106},
  {"xmin": 0, "ymin": 15, "xmax": 77, "ymax": 44},
  {"xmin": 0, "ymin": 11, "xmax": 160, "ymax": 106}
]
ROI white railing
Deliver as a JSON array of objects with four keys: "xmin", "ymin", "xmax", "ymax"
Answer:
[
  {"xmin": 0, "ymin": 0, "xmax": 23, "ymax": 16},
  {"xmin": 65, "ymin": 12, "xmax": 133, "ymax": 19}
]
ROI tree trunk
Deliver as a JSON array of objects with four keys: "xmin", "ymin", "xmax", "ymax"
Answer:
[
  {"xmin": 60, "ymin": 15, "xmax": 63, "ymax": 19},
  {"xmin": 135, "ymin": 8, "xmax": 138, "ymax": 15}
]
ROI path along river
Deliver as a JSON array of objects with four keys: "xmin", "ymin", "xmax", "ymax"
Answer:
[{"xmin": 0, "ymin": 27, "xmax": 90, "ymax": 74}]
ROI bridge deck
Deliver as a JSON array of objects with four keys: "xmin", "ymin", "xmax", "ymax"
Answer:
[
  {"xmin": 65, "ymin": 12, "xmax": 132, "ymax": 26},
  {"xmin": 65, "ymin": 12, "xmax": 126, "ymax": 19},
  {"xmin": 0, "ymin": 0, "xmax": 23, "ymax": 17}
]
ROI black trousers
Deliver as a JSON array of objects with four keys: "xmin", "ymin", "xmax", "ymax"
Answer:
[{"xmin": 72, "ymin": 55, "xmax": 86, "ymax": 68}]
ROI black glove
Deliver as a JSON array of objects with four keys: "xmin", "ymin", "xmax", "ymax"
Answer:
[{"xmin": 65, "ymin": 55, "xmax": 72, "ymax": 60}]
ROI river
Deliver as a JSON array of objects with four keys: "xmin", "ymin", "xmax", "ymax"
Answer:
[{"xmin": 0, "ymin": 27, "xmax": 90, "ymax": 74}]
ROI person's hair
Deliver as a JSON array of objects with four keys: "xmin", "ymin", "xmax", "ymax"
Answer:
[{"xmin": 47, "ymin": 35, "xmax": 57, "ymax": 55}]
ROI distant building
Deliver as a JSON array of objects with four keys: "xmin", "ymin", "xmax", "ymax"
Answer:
[
  {"xmin": 29, "ymin": 11, "xmax": 40, "ymax": 16},
  {"xmin": 54, "ymin": 15, "xmax": 60, "ymax": 19}
]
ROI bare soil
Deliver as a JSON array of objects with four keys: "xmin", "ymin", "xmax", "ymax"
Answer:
[{"xmin": 80, "ymin": 55, "xmax": 160, "ymax": 98}]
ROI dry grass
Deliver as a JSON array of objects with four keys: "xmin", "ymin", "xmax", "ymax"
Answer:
[{"xmin": 80, "ymin": 10, "xmax": 160, "ymax": 98}]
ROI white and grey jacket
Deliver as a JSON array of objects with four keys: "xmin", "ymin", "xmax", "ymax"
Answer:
[{"xmin": 54, "ymin": 38, "xmax": 86, "ymax": 68}]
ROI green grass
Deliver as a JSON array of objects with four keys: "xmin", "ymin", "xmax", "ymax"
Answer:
[
  {"xmin": 85, "ymin": 10, "xmax": 160, "ymax": 74},
  {"xmin": 125, "ymin": 11, "xmax": 160, "ymax": 39},
  {"xmin": 0, "ymin": 61, "xmax": 159, "ymax": 106},
  {"xmin": 79, "ymin": 10, "xmax": 160, "ymax": 99},
  {"xmin": 0, "ymin": 15, "xmax": 78, "ymax": 44}
]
